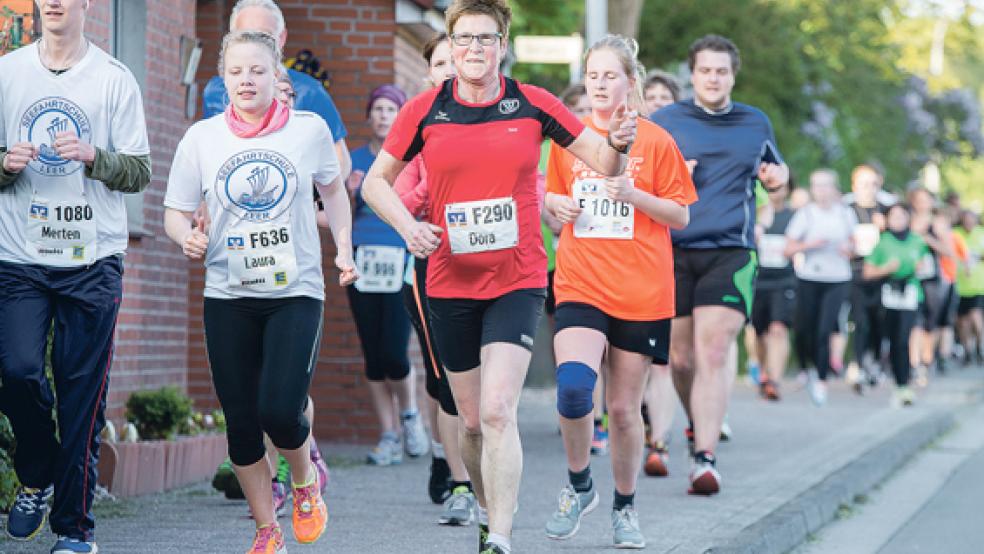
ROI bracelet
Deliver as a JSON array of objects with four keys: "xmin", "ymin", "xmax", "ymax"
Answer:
[{"xmin": 607, "ymin": 133, "xmax": 631, "ymax": 154}]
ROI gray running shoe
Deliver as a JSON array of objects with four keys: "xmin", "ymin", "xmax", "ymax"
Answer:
[
  {"xmin": 367, "ymin": 433, "xmax": 402, "ymax": 466},
  {"xmin": 438, "ymin": 485, "xmax": 476, "ymax": 526},
  {"xmin": 402, "ymin": 411, "xmax": 430, "ymax": 457},
  {"xmin": 612, "ymin": 506, "xmax": 646, "ymax": 549},
  {"xmin": 545, "ymin": 484, "xmax": 599, "ymax": 540}
]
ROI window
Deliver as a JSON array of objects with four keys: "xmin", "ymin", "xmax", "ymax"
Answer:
[{"xmin": 112, "ymin": 0, "xmax": 149, "ymax": 237}]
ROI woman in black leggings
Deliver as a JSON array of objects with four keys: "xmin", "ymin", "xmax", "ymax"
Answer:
[
  {"xmin": 784, "ymin": 169, "xmax": 856, "ymax": 405},
  {"xmin": 864, "ymin": 203, "xmax": 929, "ymax": 406}
]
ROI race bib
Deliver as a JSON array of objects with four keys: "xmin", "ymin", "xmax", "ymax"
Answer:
[
  {"xmin": 854, "ymin": 224, "xmax": 880, "ymax": 257},
  {"xmin": 25, "ymin": 196, "xmax": 97, "ymax": 266},
  {"xmin": 354, "ymin": 245, "xmax": 406, "ymax": 293},
  {"xmin": 226, "ymin": 222, "xmax": 298, "ymax": 292},
  {"xmin": 572, "ymin": 179, "xmax": 634, "ymax": 240},
  {"xmin": 758, "ymin": 234, "xmax": 788, "ymax": 269},
  {"xmin": 445, "ymin": 197, "xmax": 518, "ymax": 254},
  {"xmin": 915, "ymin": 253, "xmax": 936, "ymax": 280},
  {"xmin": 881, "ymin": 282, "xmax": 918, "ymax": 311}
]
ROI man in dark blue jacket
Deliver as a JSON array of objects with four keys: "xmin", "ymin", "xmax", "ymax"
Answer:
[{"xmin": 651, "ymin": 35, "xmax": 788, "ymax": 495}]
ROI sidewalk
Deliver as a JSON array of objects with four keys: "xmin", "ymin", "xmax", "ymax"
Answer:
[{"xmin": 3, "ymin": 368, "xmax": 981, "ymax": 553}]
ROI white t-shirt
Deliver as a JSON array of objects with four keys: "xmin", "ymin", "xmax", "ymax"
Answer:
[
  {"xmin": 0, "ymin": 42, "xmax": 150, "ymax": 266},
  {"xmin": 164, "ymin": 111, "xmax": 339, "ymax": 300},
  {"xmin": 785, "ymin": 202, "xmax": 857, "ymax": 283}
]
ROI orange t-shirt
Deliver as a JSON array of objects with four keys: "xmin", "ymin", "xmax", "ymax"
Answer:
[
  {"xmin": 546, "ymin": 118, "xmax": 697, "ymax": 320},
  {"xmin": 941, "ymin": 232, "xmax": 969, "ymax": 283}
]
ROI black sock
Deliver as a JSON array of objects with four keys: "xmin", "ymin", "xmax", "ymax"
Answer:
[
  {"xmin": 568, "ymin": 466, "xmax": 592, "ymax": 493},
  {"xmin": 613, "ymin": 490, "xmax": 635, "ymax": 511},
  {"xmin": 450, "ymin": 480, "xmax": 472, "ymax": 491},
  {"xmin": 593, "ymin": 417, "xmax": 602, "ymax": 427}
]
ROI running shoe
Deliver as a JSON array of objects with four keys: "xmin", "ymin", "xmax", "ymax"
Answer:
[
  {"xmin": 611, "ymin": 506, "xmax": 646, "ymax": 549},
  {"xmin": 719, "ymin": 417, "xmax": 733, "ymax": 441},
  {"xmin": 212, "ymin": 458, "xmax": 245, "ymax": 499},
  {"xmin": 914, "ymin": 364, "xmax": 929, "ymax": 388},
  {"xmin": 438, "ymin": 485, "xmax": 476, "ymax": 525},
  {"xmin": 429, "ymin": 456, "xmax": 452, "ymax": 504},
  {"xmin": 760, "ymin": 380, "xmax": 780, "ymax": 401},
  {"xmin": 402, "ymin": 411, "xmax": 430, "ymax": 458},
  {"xmin": 272, "ymin": 480, "xmax": 289, "ymax": 518},
  {"xmin": 545, "ymin": 484, "xmax": 599, "ymax": 540},
  {"xmin": 808, "ymin": 372, "xmax": 827, "ymax": 406},
  {"xmin": 247, "ymin": 524, "xmax": 285, "ymax": 554},
  {"xmin": 893, "ymin": 386, "xmax": 916, "ymax": 407},
  {"xmin": 50, "ymin": 536, "xmax": 98, "ymax": 554},
  {"xmin": 309, "ymin": 442, "xmax": 330, "ymax": 495},
  {"xmin": 747, "ymin": 362, "xmax": 761, "ymax": 386},
  {"xmin": 291, "ymin": 472, "xmax": 328, "ymax": 544},
  {"xmin": 590, "ymin": 423, "xmax": 609, "ymax": 455},
  {"xmin": 479, "ymin": 545, "xmax": 506, "ymax": 554},
  {"xmin": 478, "ymin": 523, "xmax": 489, "ymax": 552},
  {"xmin": 7, "ymin": 485, "xmax": 52, "ymax": 540},
  {"xmin": 689, "ymin": 451, "xmax": 721, "ymax": 496},
  {"xmin": 367, "ymin": 432, "xmax": 402, "ymax": 466},
  {"xmin": 643, "ymin": 442, "xmax": 669, "ymax": 477}
]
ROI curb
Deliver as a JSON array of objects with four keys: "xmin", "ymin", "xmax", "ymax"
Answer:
[{"xmin": 706, "ymin": 409, "xmax": 955, "ymax": 554}]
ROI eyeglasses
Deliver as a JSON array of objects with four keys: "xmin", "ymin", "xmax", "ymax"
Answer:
[{"xmin": 450, "ymin": 32, "xmax": 503, "ymax": 47}]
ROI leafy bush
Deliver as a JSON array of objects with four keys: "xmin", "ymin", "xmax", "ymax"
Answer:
[
  {"xmin": 125, "ymin": 386, "xmax": 193, "ymax": 441},
  {"xmin": 0, "ymin": 413, "xmax": 20, "ymax": 512}
]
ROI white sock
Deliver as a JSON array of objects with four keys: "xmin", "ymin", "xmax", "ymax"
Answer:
[
  {"xmin": 487, "ymin": 533, "xmax": 511, "ymax": 552},
  {"xmin": 432, "ymin": 441, "xmax": 445, "ymax": 459},
  {"xmin": 478, "ymin": 505, "xmax": 489, "ymax": 525}
]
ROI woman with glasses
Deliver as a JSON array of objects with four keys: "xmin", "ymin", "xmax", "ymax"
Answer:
[{"xmin": 361, "ymin": 2, "xmax": 637, "ymax": 552}]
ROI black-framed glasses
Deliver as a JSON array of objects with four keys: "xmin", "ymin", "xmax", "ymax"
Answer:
[{"xmin": 450, "ymin": 32, "xmax": 503, "ymax": 47}]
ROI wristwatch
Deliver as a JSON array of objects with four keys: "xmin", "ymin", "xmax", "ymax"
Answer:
[{"xmin": 607, "ymin": 133, "xmax": 631, "ymax": 154}]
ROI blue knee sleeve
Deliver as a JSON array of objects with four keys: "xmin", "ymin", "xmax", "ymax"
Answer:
[{"xmin": 556, "ymin": 361, "xmax": 597, "ymax": 419}]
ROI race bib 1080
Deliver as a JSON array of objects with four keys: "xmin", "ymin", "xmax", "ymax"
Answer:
[{"xmin": 25, "ymin": 196, "xmax": 97, "ymax": 266}]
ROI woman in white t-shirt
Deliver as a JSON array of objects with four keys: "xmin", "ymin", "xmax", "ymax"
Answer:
[
  {"xmin": 784, "ymin": 168, "xmax": 857, "ymax": 405},
  {"xmin": 163, "ymin": 31, "xmax": 356, "ymax": 553}
]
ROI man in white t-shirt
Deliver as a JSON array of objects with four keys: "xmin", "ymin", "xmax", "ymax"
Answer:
[{"xmin": 0, "ymin": 2, "xmax": 150, "ymax": 552}]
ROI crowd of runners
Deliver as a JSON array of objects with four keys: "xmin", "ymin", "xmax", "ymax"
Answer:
[{"xmin": 1, "ymin": 0, "xmax": 983, "ymax": 553}]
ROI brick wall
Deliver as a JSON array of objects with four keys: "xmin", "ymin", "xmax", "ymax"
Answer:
[
  {"xmin": 192, "ymin": 0, "xmax": 434, "ymax": 443},
  {"xmin": 83, "ymin": 2, "xmax": 198, "ymax": 424}
]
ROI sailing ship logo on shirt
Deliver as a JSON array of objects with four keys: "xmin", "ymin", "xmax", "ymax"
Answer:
[
  {"xmin": 216, "ymin": 149, "xmax": 298, "ymax": 222},
  {"xmin": 19, "ymin": 96, "xmax": 92, "ymax": 177}
]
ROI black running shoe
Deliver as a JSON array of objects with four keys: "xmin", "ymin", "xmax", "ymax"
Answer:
[{"xmin": 428, "ymin": 456, "xmax": 451, "ymax": 504}]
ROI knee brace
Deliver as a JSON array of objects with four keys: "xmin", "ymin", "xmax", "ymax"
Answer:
[{"xmin": 556, "ymin": 361, "xmax": 597, "ymax": 419}]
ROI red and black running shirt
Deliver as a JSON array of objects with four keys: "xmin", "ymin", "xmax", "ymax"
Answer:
[{"xmin": 383, "ymin": 75, "xmax": 585, "ymax": 299}]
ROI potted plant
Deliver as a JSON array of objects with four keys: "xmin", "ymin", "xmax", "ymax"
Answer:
[{"xmin": 97, "ymin": 387, "xmax": 227, "ymax": 497}]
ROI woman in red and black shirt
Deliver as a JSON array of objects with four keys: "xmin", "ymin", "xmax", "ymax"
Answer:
[{"xmin": 362, "ymin": 1, "xmax": 637, "ymax": 551}]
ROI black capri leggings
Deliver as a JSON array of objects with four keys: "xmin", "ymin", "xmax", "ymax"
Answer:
[
  {"xmin": 884, "ymin": 308, "xmax": 917, "ymax": 387},
  {"xmin": 402, "ymin": 257, "xmax": 457, "ymax": 416},
  {"xmin": 347, "ymin": 281, "xmax": 412, "ymax": 382},
  {"xmin": 795, "ymin": 279, "xmax": 850, "ymax": 381},
  {"xmin": 204, "ymin": 296, "xmax": 323, "ymax": 467}
]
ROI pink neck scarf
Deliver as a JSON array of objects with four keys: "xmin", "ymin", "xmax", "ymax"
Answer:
[{"xmin": 225, "ymin": 100, "xmax": 290, "ymax": 138}]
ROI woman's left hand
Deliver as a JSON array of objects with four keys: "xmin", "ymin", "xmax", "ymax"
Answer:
[
  {"xmin": 605, "ymin": 175, "xmax": 635, "ymax": 202},
  {"xmin": 336, "ymin": 252, "xmax": 358, "ymax": 286}
]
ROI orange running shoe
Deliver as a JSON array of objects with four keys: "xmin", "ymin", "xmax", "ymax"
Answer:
[
  {"xmin": 248, "ymin": 523, "xmax": 286, "ymax": 554},
  {"xmin": 291, "ymin": 470, "xmax": 328, "ymax": 544},
  {"xmin": 643, "ymin": 442, "xmax": 669, "ymax": 477}
]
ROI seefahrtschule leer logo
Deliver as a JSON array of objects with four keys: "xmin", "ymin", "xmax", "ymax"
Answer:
[
  {"xmin": 19, "ymin": 97, "xmax": 92, "ymax": 177},
  {"xmin": 215, "ymin": 149, "xmax": 298, "ymax": 222}
]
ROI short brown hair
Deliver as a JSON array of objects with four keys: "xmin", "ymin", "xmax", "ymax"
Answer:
[
  {"xmin": 446, "ymin": 0, "xmax": 512, "ymax": 37},
  {"xmin": 422, "ymin": 32, "xmax": 449, "ymax": 64},
  {"xmin": 644, "ymin": 70, "xmax": 681, "ymax": 102},
  {"xmin": 688, "ymin": 34, "xmax": 740, "ymax": 73},
  {"xmin": 559, "ymin": 84, "xmax": 586, "ymax": 109}
]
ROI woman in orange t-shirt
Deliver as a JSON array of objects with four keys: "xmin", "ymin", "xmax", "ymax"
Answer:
[{"xmin": 542, "ymin": 35, "xmax": 697, "ymax": 545}]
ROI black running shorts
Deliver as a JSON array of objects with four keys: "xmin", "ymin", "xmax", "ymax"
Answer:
[
  {"xmin": 673, "ymin": 247, "xmax": 758, "ymax": 318},
  {"xmin": 554, "ymin": 302, "xmax": 671, "ymax": 364}
]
